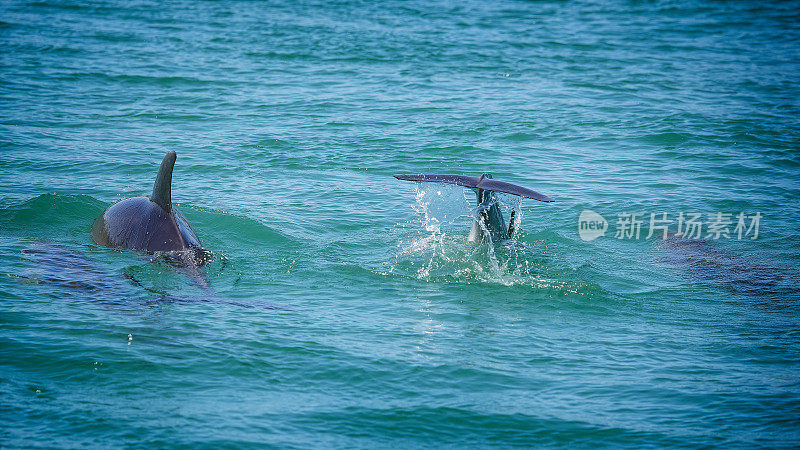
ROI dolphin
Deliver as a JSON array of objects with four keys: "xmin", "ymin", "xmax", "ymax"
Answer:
[
  {"xmin": 91, "ymin": 151, "xmax": 207, "ymax": 269},
  {"xmin": 394, "ymin": 173, "xmax": 554, "ymax": 243},
  {"xmin": 657, "ymin": 234, "xmax": 793, "ymax": 301}
]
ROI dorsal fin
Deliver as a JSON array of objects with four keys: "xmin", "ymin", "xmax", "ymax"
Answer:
[{"xmin": 151, "ymin": 151, "xmax": 176, "ymax": 212}]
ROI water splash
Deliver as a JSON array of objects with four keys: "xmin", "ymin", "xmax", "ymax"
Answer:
[{"xmin": 391, "ymin": 183, "xmax": 587, "ymax": 292}]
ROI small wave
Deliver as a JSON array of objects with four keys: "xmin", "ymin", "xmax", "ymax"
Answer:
[
  {"xmin": 28, "ymin": 1, "xmax": 88, "ymax": 11},
  {"xmin": 180, "ymin": 204, "xmax": 298, "ymax": 249},
  {"xmin": 501, "ymin": 132, "xmax": 542, "ymax": 142},
  {"xmin": 639, "ymin": 132, "xmax": 693, "ymax": 146},
  {"xmin": 54, "ymin": 72, "xmax": 232, "ymax": 87},
  {"xmin": 0, "ymin": 193, "xmax": 106, "ymax": 242}
]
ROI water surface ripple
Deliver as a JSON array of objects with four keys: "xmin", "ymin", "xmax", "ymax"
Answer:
[{"xmin": 1, "ymin": 0, "xmax": 799, "ymax": 447}]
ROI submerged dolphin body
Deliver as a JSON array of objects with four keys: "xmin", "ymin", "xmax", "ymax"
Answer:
[
  {"xmin": 91, "ymin": 151, "xmax": 201, "ymax": 253},
  {"xmin": 657, "ymin": 235, "xmax": 794, "ymax": 301},
  {"xmin": 394, "ymin": 173, "xmax": 554, "ymax": 243}
]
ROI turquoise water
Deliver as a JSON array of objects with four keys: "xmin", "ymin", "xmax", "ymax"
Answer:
[{"xmin": 2, "ymin": 0, "xmax": 800, "ymax": 447}]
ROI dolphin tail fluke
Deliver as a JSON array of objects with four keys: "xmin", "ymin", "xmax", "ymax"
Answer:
[
  {"xmin": 151, "ymin": 151, "xmax": 176, "ymax": 212},
  {"xmin": 393, "ymin": 173, "xmax": 554, "ymax": 202},
  {"xmin": 394, "ymin": 174, "xmax": 482, "ymax": 188}
]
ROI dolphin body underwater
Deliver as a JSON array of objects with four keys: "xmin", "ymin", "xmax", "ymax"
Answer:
[
  {"xmin": 91, "ymin": 151, "xmax": 209, "ymax": 272},
  {"xmin": 394, "ymin": 173, "xmax": 554, "ymax": 243}
]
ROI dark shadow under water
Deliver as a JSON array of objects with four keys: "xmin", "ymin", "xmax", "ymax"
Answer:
[
  {"xmin": 657, "ymin": 235, "xmax": 799, "ymax": 306},
  {"xmin": 17, "ymin": 242, "xmax": 284, "ymax": 309}
]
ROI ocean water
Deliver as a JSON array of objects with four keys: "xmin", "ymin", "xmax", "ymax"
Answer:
[{"xmin": 1, "ymin": 0, "xmax": 799, "ymax": 447}]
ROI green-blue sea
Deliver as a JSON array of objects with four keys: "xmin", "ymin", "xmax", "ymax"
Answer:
[{"xmin": 1, "ymin": 0, "xmax": 799, "ymax": 447}]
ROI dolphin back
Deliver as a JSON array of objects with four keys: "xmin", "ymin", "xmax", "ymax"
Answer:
[
  {"xmin": 90, "ymin": 197, "xmax": 198, "ymax": 252},
  {"xmin": 91, "ymin": 151, "xmax": 202, "ymax": 253}
]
